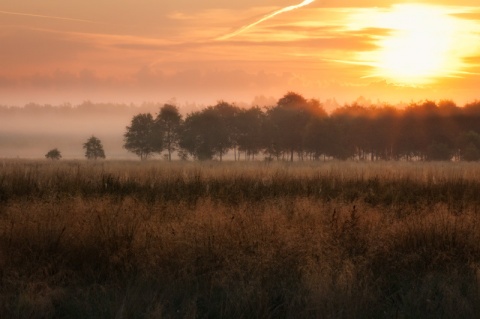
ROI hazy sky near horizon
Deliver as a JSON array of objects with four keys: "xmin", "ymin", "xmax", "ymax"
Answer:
[{"xmin": 1, "ymin": 0, "xmax": 480, "ymax": 107}]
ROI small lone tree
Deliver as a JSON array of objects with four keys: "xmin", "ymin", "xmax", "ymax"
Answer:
[
  {"xmin": 83, "ymin": 136, "xmax": 106, "ymax": 160},
  {"xmin": 45, "ymin": 148, "xmax": 62, "ymax": 160}
]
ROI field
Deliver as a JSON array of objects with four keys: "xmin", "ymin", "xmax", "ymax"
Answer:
[{"xmin": 1, "ymin": 160, "xmax": 480, "ymax": 318}]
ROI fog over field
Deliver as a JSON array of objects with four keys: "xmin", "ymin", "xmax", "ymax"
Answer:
[
  {"xmin": 0, "ymin": 102, "xmax": 191, "ymax": 159},
  {"xmin": 2, "ymin": 94, "xmax": 480, "ymax": 162},
  {"xmin": 0, "ymin": 108, "xmax": 128, "ymax": 159},
  {"xmin": 0, "ymin": 95, "xmax": 332, "ymax": 160}
]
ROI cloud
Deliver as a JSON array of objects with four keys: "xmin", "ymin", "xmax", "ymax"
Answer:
[
  {"xmin": 214, "ymin": 34, "xmax": 378, "ymax": 52},
  {"xmin": 0, "ymin": 27, "xmax": 93, "ymax": 66},
  {"xmin": 110, "ymin": 43, "xmax": 175, "ymax": 52},
  {"xmin": 2, "ymin": 63, "xmax": 480, "ymax": 107},
  {"xmin": 0, "ymin": 76, "xmax": 16, "ymax": 88},
  {"xmin": 0, "ymin": 66, "xmax": 300, "ymax": 104},
  {"xmin": 216, "ymin": 0, "xmax": 315, "ymax": 40},
  {"xmin": 451, "ymin": 12, "xmax": 480, "ymax": 20},
  {"xmin": 463, "ymin": 56, "xmax": 480, "ymax": 66},
  {"xmin": 0, "ymin": 9, "xmax": 98, "ymax": 24}
]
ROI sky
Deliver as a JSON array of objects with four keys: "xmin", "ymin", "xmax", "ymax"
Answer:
[{"xmin": 1, "ymin": 0, "xmax": 480, "ymax": 108}]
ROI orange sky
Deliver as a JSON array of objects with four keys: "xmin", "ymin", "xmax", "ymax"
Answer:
[{"xmin": 1, "ymin": 0, "xmax": 480, "ymax": 108}]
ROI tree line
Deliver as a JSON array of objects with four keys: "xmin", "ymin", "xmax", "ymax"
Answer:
[{"xmin": 123, "ymin": 92, "xmax": 480, "ymax": 162}]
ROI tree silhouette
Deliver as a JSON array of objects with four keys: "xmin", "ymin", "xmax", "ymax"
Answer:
[
  {"xmin": 264, "ymin": 92, "xmax": 324, "ymax": 161},
  {"xmin": 124, "ymin": 113, "xmax": 162, "ymax": 160},
  {"xmin": 304, "ymin": 116, "xmax": 328, "ymax": 160},
  {"xmin": 155, "ymin": 104, "xmax": 182, "ymax": 161},
  {"xmin": 180, "ymin": 109, "xmax": 227, "ymax": 160},
  {"xmin": 45, "ymin": 148, "xmax": 62, "ymax": 160},
  {"xmin": 463, "ymin": 144, "xmax": 480, "ymax": 161},
  {"xmin": 236, "ymin": 106, "xmax": 265, "ymax": 160},
  {"xmin": 83, "ymin": 136, "xmax": 106, "ymax": 160},
  {"xmin": 426, "ymin": 142, "xmax": 453, "ymax": 161},
  {"xmin": 457, "ymin": 131, "xmax": 480, "ymax": 161},
  {"xmin": 211, "ymin": 101, "xmax": 241, "ymax": 160},
  {"xmin": 119, "ymin": 93, "xmax": 480, "ymax": 162}
]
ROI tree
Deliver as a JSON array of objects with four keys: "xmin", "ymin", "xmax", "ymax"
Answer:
[
  {"xmin": 324, "ymin": 116, "xmax": 355, "ymax": 160},
  {"xmin": 426, "ymin": 141, "xmax": 453, "ymax": 161},
  {"xmin": 457, "ymin": 131, "xmax": 480, "ymax": 161},
  {"xmin": 303, "ymin": 116, "xmax": 328, "ymax": 160},
  {"xmin": 83, "ymin": 136, "xmax": 106, "ymax": 160},
  {"xmin": 179, "ymin": 108, "xmax": 231, "ymax": 161},
  {"xmin": 462, "ymin": 143, "xmax": 480, "ymax": 161},
  {"xmin": 211, "ymin": 101, "xmax": 241, "ymax": 160},
  {"xmin": 236, "ymin": 107, "xmax": 265, "ymax": 160},
  {"xmin": 155, "ymin": 104, "xmax": 182, "ymax": 161},
  {"xmin": 265, "ymin": 92, "xmax": 319, "ymax": 161},
  {"xmin": 45, "ymin": 148, "xmax": 62, "ymax": 160},
  {"xmin": 124, "ymin": 113, "xmax": 163, "ymax": 160}
]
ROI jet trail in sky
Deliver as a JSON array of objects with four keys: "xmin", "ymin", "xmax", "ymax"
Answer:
[
  {"xmin": 216, "ymin": 0, "xmax": 315, "ymax": 41},
  {"xmin": 0, "ymin": 10, "xmax": 98, "ymax": 24}
]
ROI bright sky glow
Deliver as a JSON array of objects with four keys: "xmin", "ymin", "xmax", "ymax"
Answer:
[
  {"xmin": 1, "ymin": 1, "xmax": 480, "ymax": 105},
  {"xmin": 350, "ymin": 4, "xmax": 480, "ymax": 85}
]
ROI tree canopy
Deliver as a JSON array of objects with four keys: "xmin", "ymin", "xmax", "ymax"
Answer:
[
  {"xmin": 124, "ymin": 113, "xmax": 162, "ymax": 160},
  {"xmin": 155, "ymin": 104, "xmax": 182, "ymax": 161},
  {"xmin": 123, "ymin": 93, "xmax": 480, "ymax": 162},
  {"xmin": 83, "ymin": 136, "xmax": 106, "ymax": 160},
  {"xmin": 45, "ymin": 148, "xmax": 62, "ymax": 160}
]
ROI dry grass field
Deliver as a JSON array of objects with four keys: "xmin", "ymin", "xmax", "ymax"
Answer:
[{"xmin": 1, "ymin": 160, "xmax": 480, "ymax": 318}]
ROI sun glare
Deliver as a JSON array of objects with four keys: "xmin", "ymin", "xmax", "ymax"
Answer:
[{"xmin": 354, "ymin": 4, "xmax": 473, "ymax": 85}]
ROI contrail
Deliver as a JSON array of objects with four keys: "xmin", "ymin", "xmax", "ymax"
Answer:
[
  {"xmin": 216, "ymin": 0, "xmax": 315, "ymax": 41},
  {"xmin": 0, "ymin": 10, "xmax": 98, "ymax": 24}
]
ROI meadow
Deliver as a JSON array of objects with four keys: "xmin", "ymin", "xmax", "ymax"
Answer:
[{"xmin": 1, "ymin": 159, "xmax": 480, "ymax": 318}]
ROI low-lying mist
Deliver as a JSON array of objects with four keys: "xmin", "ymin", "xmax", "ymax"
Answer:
[{"xmin": 0, "ymin": 103, "xmax": 165, "ymax": 159}]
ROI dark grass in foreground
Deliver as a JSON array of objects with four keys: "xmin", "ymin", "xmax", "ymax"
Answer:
[{"xmin": 1, "ymin": 160, "xmax": 480, "ymax": 318}]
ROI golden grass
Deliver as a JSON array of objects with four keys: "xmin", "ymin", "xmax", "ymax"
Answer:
[{"xmin": 1, "ymin": 160, "xmax": 480, "ymax": 318}]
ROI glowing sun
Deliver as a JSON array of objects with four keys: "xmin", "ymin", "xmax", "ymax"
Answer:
[{"xmin": 358, "ymin": 4, "xmax": 467, "ymax": 85}]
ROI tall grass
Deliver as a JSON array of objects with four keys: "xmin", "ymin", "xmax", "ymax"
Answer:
[
  {"xmin": 2, "ymin": 160, "xmax": 480, "ymax": 207},
  {"xmin": 1, "ymin": 160, "xmax": 480, "ymax": 318}
]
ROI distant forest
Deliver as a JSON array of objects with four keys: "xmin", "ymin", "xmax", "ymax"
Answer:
[
  {"xmin": 1, "ymin": 92, "xmax": 480, "ymax": 161},
  {"xmin": 0, "ymin": 101, "xmax": 177, "ymax": 117},
  {"xmin": 123, "ymin": 92, "xmax": 480, "ymax": 162}
]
